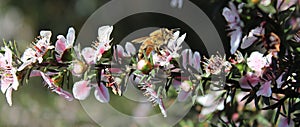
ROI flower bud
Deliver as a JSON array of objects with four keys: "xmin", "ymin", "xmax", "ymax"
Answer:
[{"xmin": 137, "ymin": 59, "xmax": 153, "ymax": 74}]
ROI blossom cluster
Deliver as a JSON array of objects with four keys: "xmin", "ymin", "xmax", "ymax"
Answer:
[{"xmin": 1, "ymin": 0, "xmax": 300, "ymax": 126}]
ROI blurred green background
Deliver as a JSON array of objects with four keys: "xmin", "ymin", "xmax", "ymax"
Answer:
[{"xmin": 0, "ymin": 0, "xmax": 228, "ymax": 126}]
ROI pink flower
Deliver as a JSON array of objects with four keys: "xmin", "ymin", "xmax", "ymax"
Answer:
[
  {"xmin": 247, "ymin": 51, "xmax": 272, "ymax": 75},
  {"xmin": 222, "ymin": 2, "xmax": 244, "ymax": 54},
  {"xmin": 55, "ymin": 27, "xmax": 75, "ymax": 62},
  {"xmin": 239, "ymin": 72, "xmax": 260, "ymax": 89},
  {"xmin": 239, "ymin": 72, "xmax": 272, "ymax": 97},
  {"xmin": 0, "ymin": 47, "xmax": 19, "ymax": 106},
  {"xmin": 18, "ymin": 30, "xmax": 54, "ymax": 71},
  {"xmin": 72, "ymin": 80, "xmax": 91, "ymax": 100},
  {"xmin": 73, "ymin": 80, "xmax": 110, "ymax": 103}
]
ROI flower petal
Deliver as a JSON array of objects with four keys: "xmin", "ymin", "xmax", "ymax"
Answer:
[
  {"xmin": 177, "ymin": 90, "xmax": 191, "ymax": 102},
  {"xmin": 98, "ymin": 25, "xmax": 113, "ymax": 43},
  {"xmin": 81, "ymin": 47, "xmax": 96, "ymax": 65},
  {"xmin": 241, "ymin": 36, "xmax": 257, "ymax": 49},
  {"xmin": 276, "ymin": 72, "xmax": 285, "ymax": 88},
  {"xmin": 193, "ymin": 51, "xmax": 201, "ymax": 71},
  {"xmin": 125, "ymin": 42, "xmax": 136, "ymax": 56},
  {"xmin": 73, "ymin": 80, "xmax": 91, "ymax": 100},
  {"xmin": 94, "ymin": 83, "xmax": 110, "ymax": 103},
  {"xmin": 53, "ymin": 87, "xmax": 74, "ymax": 101},
  {"xmin": 176, "ymin": 33, "xmax": 186, "ymax": 48},
  {"xmin": 239, "ymin": 72, "xmax": 260, "ymax": 89},
  {"xmin": 5, "ymin": 86, "xmax": 13, "ymax": 106},
  {"xmin": 1, "ymin": 79, "xmax": 10, "ymax": 94},
  {"xmin": 40, "ymin": 31, "xmax": 52, "ymax": 42},
  {"xmin": 181, "ymin": 49, "xmax": 189, "ymax": 69},
  {"xmin": 4, "ymin": 47, "xmax": 12, "ymax": 65},
  {"xmin": 256, "ymin": 81, "xmax": 272, "ymax": 97},
  {"xmin": 55, "ymin": 35, "xmax": 67, "ymax": 54},
  {"xmin": 11, "ymin": 69, "xmax": 19, "ymax": 90},
  {"xmin": 66, "ymin": 27, "xmax": 75, "ymax": 47},
  {"xmin": 229, "ymin": 28, "xmax": 242, "ymax": 54},
  {"xmin": 278, "ymin": 117, "xmax": 294, "ymax": 127}
]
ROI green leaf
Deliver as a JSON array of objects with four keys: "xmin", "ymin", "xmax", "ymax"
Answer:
[{"xmin": 258, "ymin": 4, "xmax": 276, "ymax": 14}]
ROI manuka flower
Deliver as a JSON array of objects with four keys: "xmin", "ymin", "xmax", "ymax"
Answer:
[
  {"xmin": 203, "ymin": 53, "xmax": 231, "ymax": 75},
  {"xmin": 239, "ymin": 72, "xmax": 260, "ymax": 89},
  {"xmin": 18, "ymin": 30, "xmax": 54, "ymax": 71},
  {"xmin": 93, "ymin": 25, "xmax": 113, "ymax": 63},
  {"xmin": 55, "ymin": 27, "xmax": 75, "ymax": 62},
  {"xmin": 247, "ymin": 51, "xmax": 272, "ymax": 76},
  {"xmin": 72, "ymin": 80, "xmax": 110, "ymax": 102},
  {"xmin": 0, "ymin": 47, "xmax": 19, "ymax": 106},
  {"xmin": 239, "ymin": 72, "xmax": 272, "ymax": 97},
  {"xmin": 181, "ymin": 49, "xmax": 201, "ymax": 72},
  {"xmin": 222, "ymin": 2, "xmax": 244, "ymax": 54},
  {"xmin": 113, "ymin": 42, "xmax": 136, "ymax": 64}
]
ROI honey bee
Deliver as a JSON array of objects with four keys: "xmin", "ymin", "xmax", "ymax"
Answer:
[{"xmin": 131, "ymin": 28, "xmax": 176, "ymax": 59}]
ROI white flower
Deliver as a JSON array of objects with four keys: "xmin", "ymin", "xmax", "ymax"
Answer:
[
  {"xmin": 167, "ymin": 31, "xmax": 186, "ymax": 58},
  {"xmin": 197, "ymin": 90, "xmax": 230, "ymax": 115},
  {"xmin": 18, "ymin": 30, "xmax": 54, "ymax": 71},
  {"xmin": 93, "ymin": 26, "xmax": 113, "ymax": 63}
]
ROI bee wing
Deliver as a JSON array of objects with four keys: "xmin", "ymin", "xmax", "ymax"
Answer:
[
  {"xmin": 131, "ymin": 36, "xmax": 149, "ymax": 43},
  {"xmin": 149, "ymin": 29, "xmax": 164, "ymax": 36}
]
